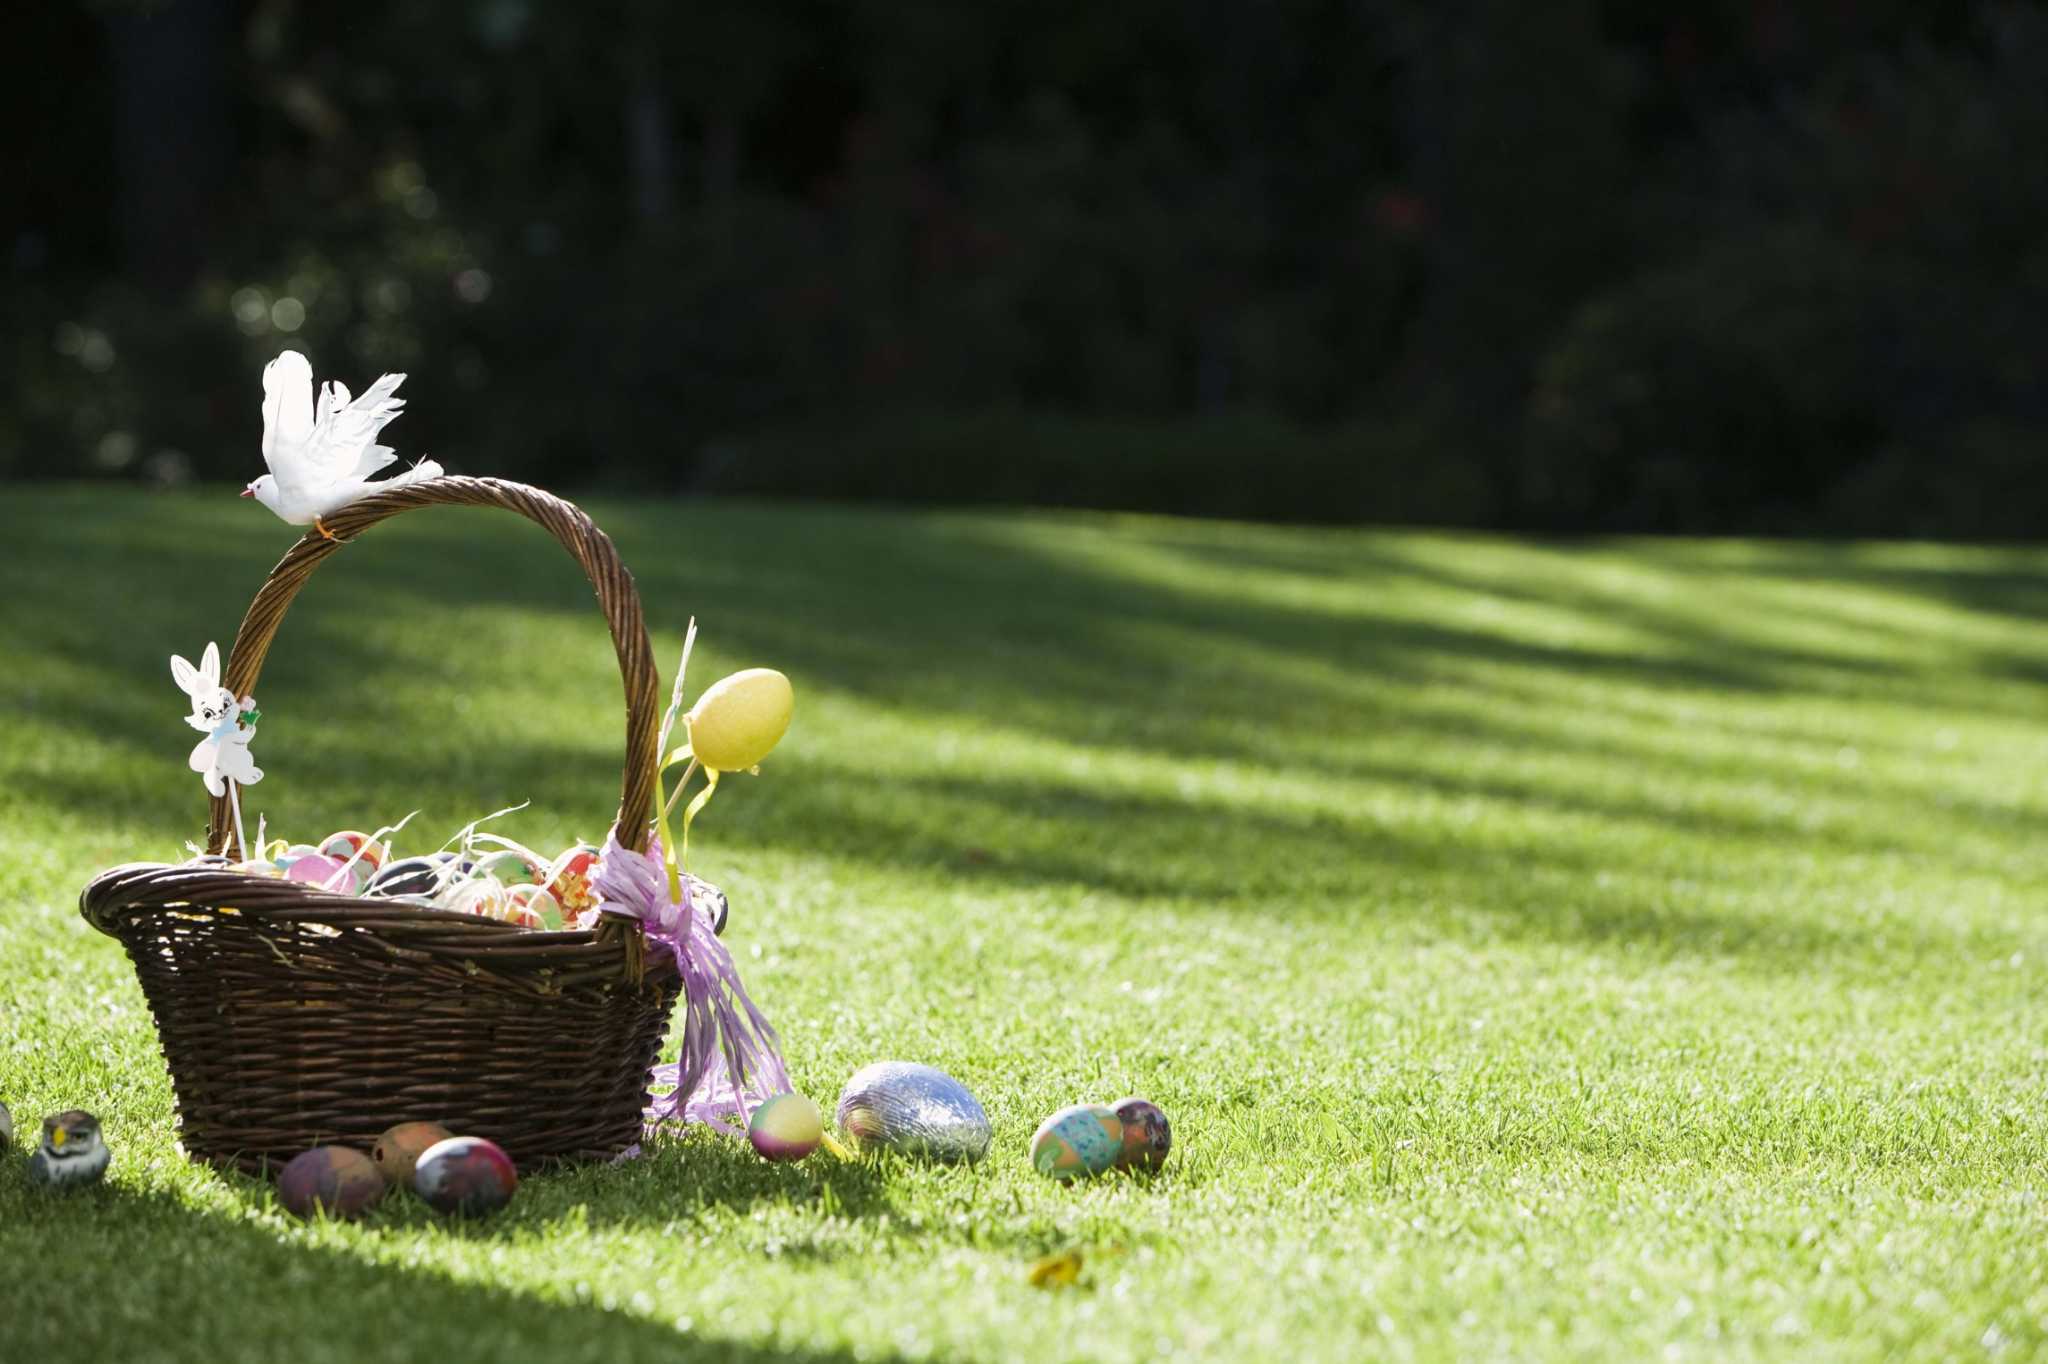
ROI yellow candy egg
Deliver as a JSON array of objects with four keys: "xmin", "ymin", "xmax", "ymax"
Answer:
[
  {"xmin": 686, "ymin": 669, "xmax": 793, "ymax": 772},
  {"xmin": 747, "ymin": 1092, "xmax": 824, "ymax": 1162}
]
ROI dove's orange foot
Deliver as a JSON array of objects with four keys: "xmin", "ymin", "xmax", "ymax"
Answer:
[{"xmin": 314, "ymin": 518, "xmax": 346, "ymax": 542}]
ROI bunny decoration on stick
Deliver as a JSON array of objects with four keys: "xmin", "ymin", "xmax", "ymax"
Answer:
[{"xmin": 172, "ymin": 643, "xmax": 262, "ymax": 857}]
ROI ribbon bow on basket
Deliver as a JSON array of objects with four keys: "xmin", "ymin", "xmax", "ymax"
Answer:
[{"xmin": 592, "ymin": 829, "xmax": 790, "ymax": 1135}]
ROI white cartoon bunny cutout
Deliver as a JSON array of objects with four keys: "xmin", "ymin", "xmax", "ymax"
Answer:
[{"xmin": 171, "ymin": 642, "xmax": 263, "ymax": 798}]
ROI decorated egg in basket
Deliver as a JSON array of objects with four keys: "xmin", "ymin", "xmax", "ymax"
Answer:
[
  {"xmin": 283, "ymin": 853, "xmax": 351, "ymax": 891},
  {"xmin": 546, "ymin": 845, "xmax": 600, "ymax": 920},
  {"xmin": 441, "ymin": 878, "xmax": 513, "ymax": 921},
  {"xmin": 274, "ymin": 842, "xmax": 321, "ymax": 866},
  {"xmin": 366, "ymin": 853, "xmax": 467, "ymax": 899},
  {"xmin": 504, "ymin": 884, "xmax": 563, "ymax": 930},
  {"xmin": 475, "ymin": 849, "xmax": 541, "ymax": 886},
  {"xmin": 319, "ymin": 831, "xmax": 388, "ymax": 874}
]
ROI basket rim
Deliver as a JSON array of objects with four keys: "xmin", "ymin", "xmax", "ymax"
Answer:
[{"xmin": 80, "ymin": 861, "xmax": 680, "ymax": 985}]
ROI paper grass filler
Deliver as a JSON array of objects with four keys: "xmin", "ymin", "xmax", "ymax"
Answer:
[{"xmin": 82, "ymin": 470, "xmax": 796, "ymax": 1173}]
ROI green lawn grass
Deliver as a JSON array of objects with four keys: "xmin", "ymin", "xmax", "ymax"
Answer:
[{"xmin": 2, "ymin": 486, "xmax": 2044, "ymax": 1362}]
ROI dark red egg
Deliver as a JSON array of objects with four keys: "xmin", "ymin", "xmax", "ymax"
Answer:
[
  {"xmin": 278, "ymin": 1146, "xmax": 387, "ymax": 1219},
  {"xmin": 1111, "ymin": 1097, "xmax": 1172, "ymax": 1171},
  {"xmin": 413, "ymin": 1136, "xmax": 518, "ymax": 1217}
]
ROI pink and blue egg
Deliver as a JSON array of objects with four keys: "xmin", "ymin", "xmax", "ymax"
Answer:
[
  {"xmin": 413, "ymin": 1136, "xmax": 518, "ymax": 1217},
  {"xmin": 283, "ymin": 853, "xmax": 352, "ymax": 891},
  {"xmin": 272, "ymin": 844, "xmax": 319, "ymax": 873}
]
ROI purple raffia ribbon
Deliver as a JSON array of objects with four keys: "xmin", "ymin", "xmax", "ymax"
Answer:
[{"xmin": 590, "ymin": 829, "xmax": 790, "ymax": 1139}]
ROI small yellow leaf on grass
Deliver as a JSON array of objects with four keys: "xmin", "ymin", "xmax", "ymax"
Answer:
[{"xmin": 1027, "ymin": 1249, "xmax": 1086, "ymax": 1289}]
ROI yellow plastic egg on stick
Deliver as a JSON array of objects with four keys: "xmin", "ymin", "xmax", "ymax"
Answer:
[{"xmin": 685, "ymin": 669, "xmax": 793, "ymax": 772}]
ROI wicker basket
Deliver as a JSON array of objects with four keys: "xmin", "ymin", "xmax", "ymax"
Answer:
[{"xmin": 80, "ymin": 478, "xmax": 682, "ymax": 1175}]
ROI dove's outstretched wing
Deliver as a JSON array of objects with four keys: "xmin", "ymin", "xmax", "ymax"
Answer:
[
  {"xmin": 260, "ymin": 351, "xmax": 315, "ymax": 489},
  {"xmin": 312, "ymin": 373, "xmax": 407, "ymax": 479}
]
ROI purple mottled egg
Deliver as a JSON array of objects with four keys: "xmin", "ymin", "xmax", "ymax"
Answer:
[
  {"xmin": 1110, "ymin": 1097, "xmax": 1172, "ymax": 1170},
  {"xmin": 372, "ymin": 1121, "xmax": 454, "ymax": 1186},
  {"xmin": 747, "ymin": 1093, "xmax": 824, "ymax": 1162},
  {"xmin": 1030, "ymin": 1104, "xmax": 1123, "ymax": 1180},
  {"xmin": 277, "ymin": 1146, "xmax": 386, "ymax": 1219},
  {"xmin": 413, "ymin": 1136, "xmax": 518, "ymax": 1217}
]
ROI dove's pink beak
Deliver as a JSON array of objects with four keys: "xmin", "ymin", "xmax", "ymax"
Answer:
[{"xmin": 239, "ymin": 485, "xmax": 254, "ymax": 498}]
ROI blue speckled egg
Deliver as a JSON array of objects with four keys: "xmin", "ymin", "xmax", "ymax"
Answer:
[{"xmin": 1031, "ymin": 1104, "xmax": 1123, "ymax": 1180}]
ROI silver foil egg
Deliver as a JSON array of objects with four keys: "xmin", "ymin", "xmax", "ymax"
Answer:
[{"xmin": 835, "ymin": 1061, "xmax": 991, "ymax": 1163}]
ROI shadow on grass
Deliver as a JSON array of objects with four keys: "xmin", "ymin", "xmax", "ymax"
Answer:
[
  {"xmin": 11, "ymin": 490, "xmax": 2048, "ymax": 971},
  {"xmin": 528, "ymin": 1128, "xmax": 899, "ymax": 1229},
  {"xmin": 34, "ymin": 724, "xmax": 1931, "ymax": 971},
  {"xmin": 722, "ymin": 764, "xmax": 1935, "ymax": 967},
  {"xmin": 0, "ymin": 1173, "xmax": 909, "ymax": 1363}
]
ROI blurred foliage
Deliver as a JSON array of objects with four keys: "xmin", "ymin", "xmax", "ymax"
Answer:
[
  {"xmin": 701, "ymin": 407, "xmax": 1497, "ymax": 525},
  {"xmin": 1527, "ymin": 7, "xmax": 2048, "ymax": 534},
  {"xmin": 4, "ymin": 0, "xmax": 2045, "ymax": 534}
]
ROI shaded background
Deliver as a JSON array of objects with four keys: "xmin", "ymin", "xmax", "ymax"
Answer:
[{"xmin": 5, "ymin": 0, "xmax": 2046, "ymax": 536}]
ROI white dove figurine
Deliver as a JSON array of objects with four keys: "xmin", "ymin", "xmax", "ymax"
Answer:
[{"xmin": 243, "ymin": 349, "xmax": 443, "ymax": 537}]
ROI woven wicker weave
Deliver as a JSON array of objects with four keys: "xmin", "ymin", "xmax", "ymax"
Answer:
[{"xmin": 80, "ymin": 478, "xmax": 682, "ymax": 1174}]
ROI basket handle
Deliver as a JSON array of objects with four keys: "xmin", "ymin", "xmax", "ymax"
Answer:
[{"xmin": 203, "ymin": 477, "xmax": 660, "ymax": 865}]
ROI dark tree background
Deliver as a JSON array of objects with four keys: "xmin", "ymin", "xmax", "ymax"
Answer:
[{"xmin": 6, "ymin": 0, "xmax": 2046, "ymax": 535}]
